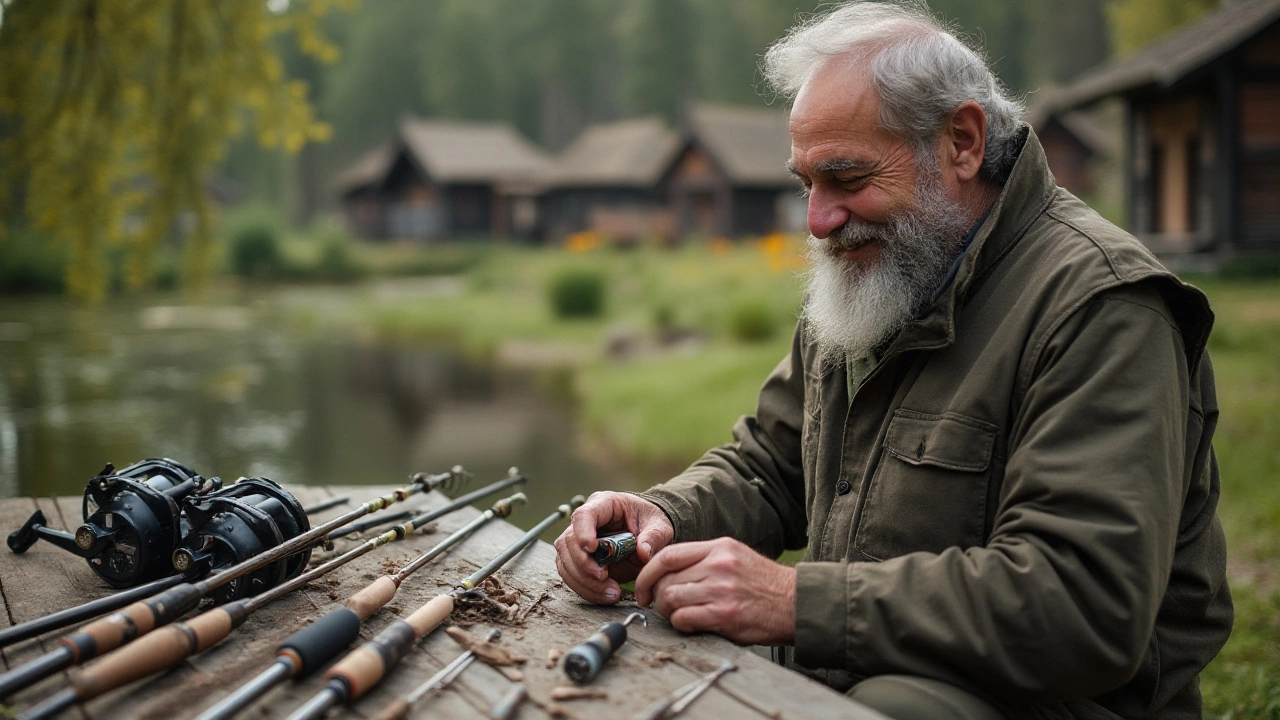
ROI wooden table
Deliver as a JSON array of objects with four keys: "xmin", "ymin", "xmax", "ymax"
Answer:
[{"xmin": 0, "ymin": 487, "xmax": 885, "ymax": 720}]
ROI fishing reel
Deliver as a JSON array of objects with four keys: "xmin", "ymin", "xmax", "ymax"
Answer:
[
  {"xmin": 172, "ymin": 477, "xmax": 311, "ymax": 604},
  {"xmin": 7, "ymin": 458, "xmax": 220, "ymax": 588}
]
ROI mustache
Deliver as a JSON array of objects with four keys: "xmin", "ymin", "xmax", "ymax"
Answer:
[{"xmin": 809, "ymin": 220, "xmax": 889, "ymax": 255}]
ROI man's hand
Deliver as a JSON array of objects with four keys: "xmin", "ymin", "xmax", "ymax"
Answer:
[
  {"xmin": 554, "ymin": 491, "xmax": 674, "ymax": 604},
  {"xmin": 635, "ymin": 537, "xmax": 796, "ymax": 646}
]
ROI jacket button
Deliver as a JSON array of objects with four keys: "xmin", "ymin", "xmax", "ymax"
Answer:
[{"xmin": 835, "ymin": 479, "xmax": 852, "ymax": 496}]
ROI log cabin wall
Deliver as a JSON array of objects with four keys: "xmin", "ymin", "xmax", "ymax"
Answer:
[
  {"xmin": 668, "ymin": 144, "xmax": 733, "ymax": 238},
  {"xmin": 1237, "ymin": 23, "xmax": 1280, "ymax": 248},
  {"xmin": 1039, "ymin": 120, "xmax": 1096, "ymax": 196}
]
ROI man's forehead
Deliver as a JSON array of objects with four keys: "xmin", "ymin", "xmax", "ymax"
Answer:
[{"xmin": 785, "ymin": 60, "xmax": 914, "ymax": 176}]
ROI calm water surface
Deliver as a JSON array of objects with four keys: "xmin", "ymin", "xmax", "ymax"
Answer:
[{"xmin": 0, "ymin": 281, "xmax": 634, "ymax": 536}]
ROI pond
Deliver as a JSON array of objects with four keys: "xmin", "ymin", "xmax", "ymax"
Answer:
[{"xmin": 0, "ymin": 281, "xmax": 636, "ymax": 539}]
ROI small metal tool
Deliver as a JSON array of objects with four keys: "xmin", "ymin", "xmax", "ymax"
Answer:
[
  {"xmin": 488, "ymin": 683, "xmax": 528, "ymax": 720},
  {"xmin": 564, "ymin": 611, "xmax": 646, "ymax": 683},
  {"xmin": 411, "ymin": 628, "xmax": 501, "ymax": 701},
  {"xmin": 592, "ymin": 531, "xmax": 637, "ymax": 565},
  {"xmin": 634, "ymin": 660, "xmax": 737, "ymax": 720}
]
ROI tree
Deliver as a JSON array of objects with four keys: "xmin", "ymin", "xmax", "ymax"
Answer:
[
  {"xmin": 1107, "ymin": 0, "xmax": 1220, "ymax": 56},
  {"xmin": 0, "ymin": 0, "xmax": 348, "ymax": 300},
  {"xmin": 619, "ymin": 0, "xmax": 698, "ymax": 123}
]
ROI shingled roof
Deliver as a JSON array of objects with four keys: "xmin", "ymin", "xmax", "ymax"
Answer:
[
  {"xmin": 684, "ymin": 103, "xmax": 792, "ymax": 186},
  {"xmin": 544, "ymin": 117, "xmax": 681, "ymax": 187},
  {"xmin": 335, "ymin": 117, "xmax": 550, "ymax": 193},
  {"xmin": 1049, "ymin": 0, "xmax": 1280, "ymax": 112}
]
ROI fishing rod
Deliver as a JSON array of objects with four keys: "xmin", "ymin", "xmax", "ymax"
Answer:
[
  {"xmin": 0, "ymin": 490, "xmax": 355, "ymax": 651},
  {"xmin": 0, "ymin": 467, "xmax": 469, "ymax": 701},
  {"xmin": 285, "ymin": 495, "xmax": 585, "ymax": 720},
  {"xmin": 194, "ymin": 485, "xmax": 529, "ymax": 720},
  {"xmin": 370, "ymin": 629, "xmax": 503, "ymax": 720},
  {"xmin": 16, "ymin": 481, "xmax": 528, "ymax": 720}
]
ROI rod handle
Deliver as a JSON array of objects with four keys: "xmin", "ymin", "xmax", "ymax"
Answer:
[
  {"xmin": 73, "ymin": 607, "xmax": 241, "ymax": 700},
  {"xmin": 61, "ymin": 584, "xmax": 203, "ymax": 662},
  {"xmin": 277, "ymin": 608, "xmax": 363, "ymax": 677},
  {"xmin": 404, "ymin": 594, "xmax": 455, "ymax": 637},
  {"xmin": 324, "ymin": 595, "xmax": 454, "ymax": 701},
  {"xmin": 346, "ymin": 576, "xmax": 398, "ymax": 620}
]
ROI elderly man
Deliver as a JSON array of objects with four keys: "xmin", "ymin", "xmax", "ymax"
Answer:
[{"xmin": 553, "ymin": 3, "xmax": 1232, "ymax": 718}]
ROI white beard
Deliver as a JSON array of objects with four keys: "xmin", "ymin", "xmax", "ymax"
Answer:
[{"xmin": 802, "ymin": 166, "xmax": 972, "ymax": 366}]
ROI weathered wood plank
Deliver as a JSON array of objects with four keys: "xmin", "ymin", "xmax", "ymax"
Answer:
[{"xmin": 0, "ymin": 487, "xmax": 883, "ymax": 720}]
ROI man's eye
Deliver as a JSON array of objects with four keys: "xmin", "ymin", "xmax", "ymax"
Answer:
[
  {"xmin": 797, "ymin": 185, "xmax": 811, "ymax": 199},
  {"xmin": 838, "ymin": 175, "xmax": 869, "ymax": 188}
]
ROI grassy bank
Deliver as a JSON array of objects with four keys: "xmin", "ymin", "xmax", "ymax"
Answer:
[{"xmin": 351, "ymin": 243, "xmax": 1274, "ymax": 716}]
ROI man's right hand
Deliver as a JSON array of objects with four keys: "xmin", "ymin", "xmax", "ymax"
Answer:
[{"xmin": 553, "ymin": 491, "xmax": 674, "ymax": 604}]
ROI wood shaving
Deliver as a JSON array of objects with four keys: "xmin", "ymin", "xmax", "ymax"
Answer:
[
  {"xmin": 549, "ymin": 687, "xmax": 608, "ymax": 701},
  {"xmin": 452, "ymin": 576, "xmax": 528, "ymax": 626},
  {"xmin": 644, "ymin": 651, "xmax": 674, "ymax": 668},
  {"xmin": 545, "ymin": 648, "xmax": 561, "ymax": 669},
  {"xmin": 445, "ymin": 626, "xmax": 528, "ymax": 666}
]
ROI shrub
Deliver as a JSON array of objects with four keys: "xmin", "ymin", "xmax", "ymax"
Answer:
[
  {"xmin": 548, "ymin": 267, "xmax": 605, "ymax": 318},
  {"xmin": 0, "ymin": 226, "xmax": 67, "ymax": 294},
  {"xmin": 312, "ymin": 223, "xmax": 364, "ymax": 282},
  {"xmin": 728, "ymin": 299, "xmax": 777, "ymax": 342},
  {"xmin": 222, "ymin": 206, "xmax": 285, "ymax": 279}
]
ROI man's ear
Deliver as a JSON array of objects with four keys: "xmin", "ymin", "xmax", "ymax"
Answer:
[{"xmin": 944, "ymin": 100, "xmax": 987, "ymax": 182}]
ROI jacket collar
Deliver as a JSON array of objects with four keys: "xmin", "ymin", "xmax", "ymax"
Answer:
[{"xmin": 887, "ymin": 124, "xmax": 1056, "ymax": 355}]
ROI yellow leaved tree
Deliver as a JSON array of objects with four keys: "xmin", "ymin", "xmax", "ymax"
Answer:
[{"xmin": 0, "ymin": 0, "xmax": 350, "ymax": 301}]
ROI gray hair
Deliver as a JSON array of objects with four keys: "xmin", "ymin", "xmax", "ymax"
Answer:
[{"xmin": 762, "ymin": 1, "xmax": 1025, "ymax": 184}]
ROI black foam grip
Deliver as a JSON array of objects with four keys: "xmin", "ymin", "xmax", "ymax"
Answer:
[
  {"xmin": 279, "ymin": 608, "xmax": 363, "ymax": 677},
  {"xmin": 601, "ymin": 622, "xmax": 627, "ymax": 649}
]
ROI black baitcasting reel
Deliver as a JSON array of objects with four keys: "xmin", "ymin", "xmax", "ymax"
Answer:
[
  {"xmin": 7, "ymin": 458, "xmax": 220, "ymax": 588},
  {"xmin": 172, "ymin": 477, "xmax": 311, "ymax": 604}
]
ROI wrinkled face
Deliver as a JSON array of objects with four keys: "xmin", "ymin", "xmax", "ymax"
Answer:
[
  {"xmin": 789, "ymin": 62, "xmax": 971, "ymax": 363},
  {"xmin": 788, "ymin": 63, "xmax": 921, "ymax": 270}
]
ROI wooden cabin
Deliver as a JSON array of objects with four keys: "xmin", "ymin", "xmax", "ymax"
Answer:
[
  {"xmin": 1027, "ymin": 102, "xmax": 1117, "ymax": 198},
  {"xmin": 335, "ymin": 118, "xmax": 549, "ymax": 241},
  {"xmin": 537, "ymin": 117, "xmax": 681, "ymax": 243},
  {"xmin": 663, "ymin": 103, "xmax": 805, "ymax": 239},
  {"xmin": 1048, "ymin": 0, "xmax": 1280, "ymax": 257}
]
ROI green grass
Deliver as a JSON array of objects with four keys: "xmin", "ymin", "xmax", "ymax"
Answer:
[{"xmin": 332, "ymin": 243, "xmax": 1276, "ymax": 717}]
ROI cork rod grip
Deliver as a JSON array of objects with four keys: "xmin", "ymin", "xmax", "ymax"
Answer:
[
  {"xmin": 60, "ymin": 584, "xmax": 203, "ymax": 662},
  {"xmin": 404, "ymin": 595, "xmax": 454, "ymax": 637},
  {"xmin": 71, "ymin": 607, "xmax": 240, "ymax": 701},
  {"xmin": 345, "ymin": 576, "xmax": 398, "ymax": 620},
  {"xmin": 325, "ymin": 645, "xmax": 386, "ymax": 701},
  {"xmin": 73, "ymin": 624, "xmax": 192, "ymax": 699}
]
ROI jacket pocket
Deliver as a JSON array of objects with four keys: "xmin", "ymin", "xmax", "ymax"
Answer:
[{"xmin": 853, "ymin": 409, "xmax": 996, "ymax": 561}]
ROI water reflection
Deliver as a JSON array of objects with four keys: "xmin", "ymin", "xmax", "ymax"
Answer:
[{"xmin": 0, "ymin": 287, "xmax": 630, "ymax": 536}]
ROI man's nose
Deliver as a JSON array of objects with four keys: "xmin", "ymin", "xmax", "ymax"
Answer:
[{"xmin": 806, "ymin": 188, "xmax": 851, "ymax": 240}]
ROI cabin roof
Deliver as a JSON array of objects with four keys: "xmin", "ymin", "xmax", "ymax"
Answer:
[
  {"xmin": 335, "ymin": 117, "xmax": 550, "ymax": 193},
  {"xmin": 683, "ymin": 102, "xmax": 793, "ymax": 186},
  {"xmin": 1049, "ymin": 0, "xmax": 1280, "ymax": 111},
  {"xmin": 544, "ymin": 116, "xmax": 681, "ymax": 187}
]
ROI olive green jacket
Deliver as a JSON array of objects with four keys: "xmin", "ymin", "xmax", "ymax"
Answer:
[{"xmin": 639, "ymin": 129, "xmax": 1232, "ymax": 719}]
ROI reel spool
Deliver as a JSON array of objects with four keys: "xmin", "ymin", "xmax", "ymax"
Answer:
[
  {"xmin": 172, "ymin": 477, "xmax": 311, "ymax": 604},
  {"xmin": 7, "ymin": 458, "xmax": 219, "ymax": 588}
]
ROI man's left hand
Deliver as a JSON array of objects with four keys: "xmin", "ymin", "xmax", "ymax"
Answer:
[{"xmin": 634, "ymin": 537, "xmax": 796, "ymax": 646}]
